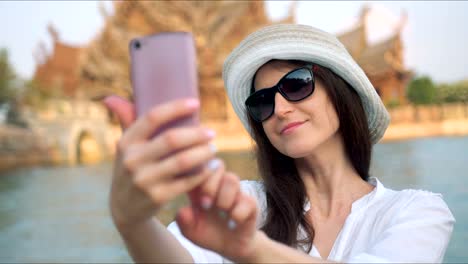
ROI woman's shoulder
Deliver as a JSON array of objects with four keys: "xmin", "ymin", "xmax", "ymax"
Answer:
[
  {"xmin": 372, "ymin": 179, "xmax": 454, "ymax": 223},
  {"xmin": 347, "ymin": 185, "xmax": 455, "ymax": 263},
  {"xmin": 398, "ymin": 188, "xmax": 453, "ymax": 219},
  {"xmin": 355, "ymin": 180, "xmax": 456, "ymax": 262},
  {"xmin": 383, "ymin": 185, "xmax": 448, "ymax": 208}
]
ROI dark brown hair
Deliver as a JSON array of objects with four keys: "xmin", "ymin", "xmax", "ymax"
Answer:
[{"xmin": 247, "ymin": 60, "xmax": 372, "ymax": 252}]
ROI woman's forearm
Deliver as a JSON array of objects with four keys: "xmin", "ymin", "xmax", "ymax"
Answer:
[
  {"xmin": 116, "ymin": 217, "xmax": 193, "ymax": 263},
  {"xmin": 242, "ymin": 231, "xmax": 336, "ymax": 263}
]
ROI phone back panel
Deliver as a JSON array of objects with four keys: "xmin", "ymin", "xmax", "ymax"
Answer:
[{"xmin": 130, "ymin": 32, "xmax": 199, "ymax": 136}]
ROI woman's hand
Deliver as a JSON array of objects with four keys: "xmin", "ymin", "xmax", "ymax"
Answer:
[
  {"xmin": 177, "ymin": 171, "xmax": 262, "ymax": 262},
  {"xmin": 104, "ymin": 95, "xmax": 219, "ymax": 232},
  {"xmin": 105, "ymin": 95, "xmax": 261, "ymax": 262}
]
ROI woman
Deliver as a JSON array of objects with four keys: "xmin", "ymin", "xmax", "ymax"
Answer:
[{"xmin": 105, "ymin": 24, "xmax": 455, "ymax": 263}]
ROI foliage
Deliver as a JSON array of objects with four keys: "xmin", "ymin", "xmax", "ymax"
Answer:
[
  {"xmin": 0, "ymin": 48, "xmax": 17, "ymax": 104},
  {"xmin": 6, "ymin": 100, "xmax": 27, "ymax": 127},
  {"xmin": 406, "ymin": 76, "xmax": 437, "ymax": 105},
  {"xmin": 20, "ymin": 79, "xmax": 52, "ymax": 109},
  {"xmin": 436, "ymin": 80, "xmax": 468, "ymax": 103},
  {"xmin": 385, "ymin": 98, "xmax": 400, "ymax": 109}
]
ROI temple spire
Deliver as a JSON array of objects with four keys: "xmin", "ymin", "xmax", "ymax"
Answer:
[
  {"xmin": 286, "ymin": 2, "xmax": 297, "ymax": 22},
  {"xmin": 47, "ymin": 23, "xmax": 60, "ymax": 43},
  {"xmin": 359, "ymin": 5, "xmax": 371, "ymax": 26},
  {"xmin": 396, "ymin": 9, "xmax": 408, "ymax": 33}
]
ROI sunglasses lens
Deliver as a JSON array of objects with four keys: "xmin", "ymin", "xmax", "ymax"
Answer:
[
  {"xmin": 247, "ymin": 90, "xmax": 275, "ymax": 122},
  {"xmin": 245, "ymin": 67, "xmax": 315, "ymax": 122},
  {"xmin": 280, "ymin": 68, "xmax": 314, "ymax": 101}
]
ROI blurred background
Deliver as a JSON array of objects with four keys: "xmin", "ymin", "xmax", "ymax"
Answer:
[{"xmin": 0, "ymin": 1, "xmax": 467, "ymax": 262}]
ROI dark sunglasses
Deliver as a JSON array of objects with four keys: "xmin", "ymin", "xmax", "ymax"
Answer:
[{"xmin": 245, "ymin": 65, "xmax": 315, "ymax": 122}]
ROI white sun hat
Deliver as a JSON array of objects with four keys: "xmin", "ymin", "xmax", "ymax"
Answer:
[{"xmin": 222, "ymin": 24, "xmax": 390, "ymax": 144}]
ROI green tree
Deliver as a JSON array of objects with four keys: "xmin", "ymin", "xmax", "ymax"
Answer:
[
  {"xmin": 406, "ymin": 76, "xmax": 437, "ymax": 105},
  {"xmin": 437, "ymin": 80, "xmax": 468, "ymax": 103},
  {"xmin": 0, "ymin": 48, "xmax": 28, "ymax": 126},
  {"xmin": 21, "ymin": 79, "xmax": 45, "ymax": 108},
  {"xmin": 0, "ymin": 48, "xmax": 17, "ymax": 104}
]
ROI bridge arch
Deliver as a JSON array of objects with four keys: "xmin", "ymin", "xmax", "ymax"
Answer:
[{"xmin": 68, "ymin": 124, "xmax": 102, "ymax": 165}]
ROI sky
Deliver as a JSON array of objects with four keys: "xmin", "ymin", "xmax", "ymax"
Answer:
[{"xmin": 0, "ymin": 1, "xmax": 467, "ymax": 83}]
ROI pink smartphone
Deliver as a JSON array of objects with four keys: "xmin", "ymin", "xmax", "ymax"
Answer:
[{"xmin": 129, "ymin": 32, "xmax": 199, "ymax": 137}]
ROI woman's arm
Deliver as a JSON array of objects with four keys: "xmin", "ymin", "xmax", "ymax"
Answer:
[
  {"xmin": 175, "ymin": 175, "xmax": 334, "ymax": 264},
  {"xmin": 241, "ymin": 231, "xmax": 335, "ymax": 264},
  {"xmin": 105, "ymin": 96, "xmax": 222, "ymax": 263},
  {"xmin": 117, "ymin": 218, "xmax": 193, "ymax": 263}
]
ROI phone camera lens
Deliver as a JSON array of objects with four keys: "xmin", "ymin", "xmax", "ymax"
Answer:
[{"xmin": 134, "ymin": 41, "xmax": 141, "ymax": 50}]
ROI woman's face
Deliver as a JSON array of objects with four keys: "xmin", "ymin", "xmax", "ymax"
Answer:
[{"xmin": 253, "ymin": 61, "xmax": 340, "ymax": 158}]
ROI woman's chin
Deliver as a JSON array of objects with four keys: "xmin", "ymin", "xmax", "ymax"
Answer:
[{"xmin": 281, "ymin": 145, "xmax": 315, "ymax": 159}]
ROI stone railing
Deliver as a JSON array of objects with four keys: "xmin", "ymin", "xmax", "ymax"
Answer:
[
  {"xmin": 384, "ymin": 103, "xmax": 468, "ymax": 141},
  {"xmin": 388, "ymin": 103, "xmax": 468, "ymax": 124},
  {"xmin": 0, "ymin": 124, "xmax": 55, "ymax": 171},
  {"xmin": 21, "ymin": 99, "xmax": 108, "ymax": 123}
]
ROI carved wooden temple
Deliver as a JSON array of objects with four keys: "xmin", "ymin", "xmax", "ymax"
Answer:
[
  {"xmin": 337, "ymin": 7, "xmax": 412, "ymax": 105},
  {"xmin": 33, "ymin": 2, "xmax": 410, "ymax": 122},
  {"xmin": 33, "ymin": 25, "xmax": 83, "ymax": 97}
]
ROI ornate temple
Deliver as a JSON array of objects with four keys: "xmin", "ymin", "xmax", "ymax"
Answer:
[
  {"xmin": 337, "ymin": 7, "xmax": 412, "ymax": 105},
  {"xmin": 33, "ymin": 2, "xmax": 410, "ymax": 122},
  {"xmin": 33, "ymin": 1, "xmax": 294, "ymax": 121},
  {"xmin": 33, "ymin": 25, "xmax": 83, "ymax": 97}
]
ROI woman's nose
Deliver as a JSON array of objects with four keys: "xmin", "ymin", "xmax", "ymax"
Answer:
[{"xmin": 273, "ymin": 92, "xmax": 294, "ymax": 118}]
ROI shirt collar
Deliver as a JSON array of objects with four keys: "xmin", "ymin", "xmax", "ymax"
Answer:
[{"xmin": 303, "ymin": 177, "xmax": 385, "ymax": 213}]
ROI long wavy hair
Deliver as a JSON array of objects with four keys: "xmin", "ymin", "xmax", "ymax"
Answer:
[{"xmin": 247, "ymin": 60, "xmax": 372, "ymax": 252}]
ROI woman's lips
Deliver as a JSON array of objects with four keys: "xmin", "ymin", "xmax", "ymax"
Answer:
[{"xmin": 280, "ymin": 121, "xmax": 306, "ymax": 135}]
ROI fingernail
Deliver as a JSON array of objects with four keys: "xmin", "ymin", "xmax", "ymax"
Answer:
[
  {"xmin": 228, "ymin": 219, "xmax": 237, "ymax": 230},
  {"xmin": 200, "ymin": 196, "xmax": 212, "ymax": 210},
  {"xmin": 218, "ymin": 210, "xmax": 227, "ymax": 219},
  {"xmin": 206, "ymin": 129, "xmax": 216, "ymax": 139},
  {"xmin": 209, "ymin": 144, "xmax": 218, "ymax": 154},
  {"xmin": 186, "ymin": 99, "xmax": 199, "ymax": 109},
  {"xmin": 207, "ymin": 159, "xmax": 220, "ymax": 171}
]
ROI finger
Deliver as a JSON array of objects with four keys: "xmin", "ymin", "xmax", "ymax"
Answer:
[
  {"xmin": 123, "ymin": 127, "xmax": 216, "ymax": 170},
  {"xmin": 196, "ymin": 159, "xmax": 225, "ymax": 209},
  {"xmin": 176, "ymin": 206, "xmax": 198, "ymax": 237},
  {"xmin": 133, "ymin": 143, "xmax": 217, "ymax": 187},
  {"xmin": 121, "ymin": 98, "xmax": 199, "ymax": 146},
  {"xmin": 230, "ymin": 193, "xmax": 258, "ymax": 224},
  {"xmin": 103, "ymin": 95, "xmax": 136, "ymax": 129},
  {"xmin": 214, "ymin": 172, "xmax": 240, "ymax": 211},
  {"xmin": 145, "ymin": 167, "xmax": 212, "ymax": 205}
]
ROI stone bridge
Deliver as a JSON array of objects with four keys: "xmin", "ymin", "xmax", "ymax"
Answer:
[{"xmin": 22, "ymin": 99, "xmax": 120, "ymax": 165}]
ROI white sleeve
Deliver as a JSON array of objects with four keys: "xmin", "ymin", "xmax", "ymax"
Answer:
[
  {"xmin": 166, "ymin": 180, "xmax": 264, "ymax": 263},
  {"xmin": 347, "ymin": 192, "xmax": 455, "ymax": 263},
  {"xmin": 239, "ymin": 180, "xmax": 267, "ymax": 228}
]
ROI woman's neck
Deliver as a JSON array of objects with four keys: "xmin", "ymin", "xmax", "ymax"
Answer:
[{"xmin": 295, "ymin": 133, "xmax": 373, "ymax": 217}]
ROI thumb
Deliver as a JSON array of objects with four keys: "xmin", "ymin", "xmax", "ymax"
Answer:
[
  {"xmin": 176, "ymin": 206, "xmax": 197, "ymax": 236},
  {"xmin": 103, "ymin": 95, "xmax": 136, "ymax": 129}
]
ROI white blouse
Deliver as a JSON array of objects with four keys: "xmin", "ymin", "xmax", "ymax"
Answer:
[{"xmin": 168, "ymin": 178, "xmax": 455, "ymax": 263}]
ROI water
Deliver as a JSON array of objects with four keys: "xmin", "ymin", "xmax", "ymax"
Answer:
[{"xmin": 1, "ymin": 137, "xmax": 467, "ymax": 262}]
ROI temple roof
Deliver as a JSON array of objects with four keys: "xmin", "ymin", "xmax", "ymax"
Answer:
[
  {"xmin": 338, "ymin": 26, "xmax": 408, "ymax": 78},
  {"xmin": 358, "ymin": 35, "xmax": 399, "ymax": 76},
  {"xmin": 336, "ymin": 5, "xmax": 410, "ymax": 78},
  {"xmin": 33, "ymin": 41, "xmax": 83, "ymax": 95},
  {"xmin": 337, "ymin": 23, "xmax": 366, "ymax": 59}
]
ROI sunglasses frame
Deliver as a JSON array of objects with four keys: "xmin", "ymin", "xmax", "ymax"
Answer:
[{"xmin": 245, "ymin": 64, "xmax": 315, "ymax": 122}]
